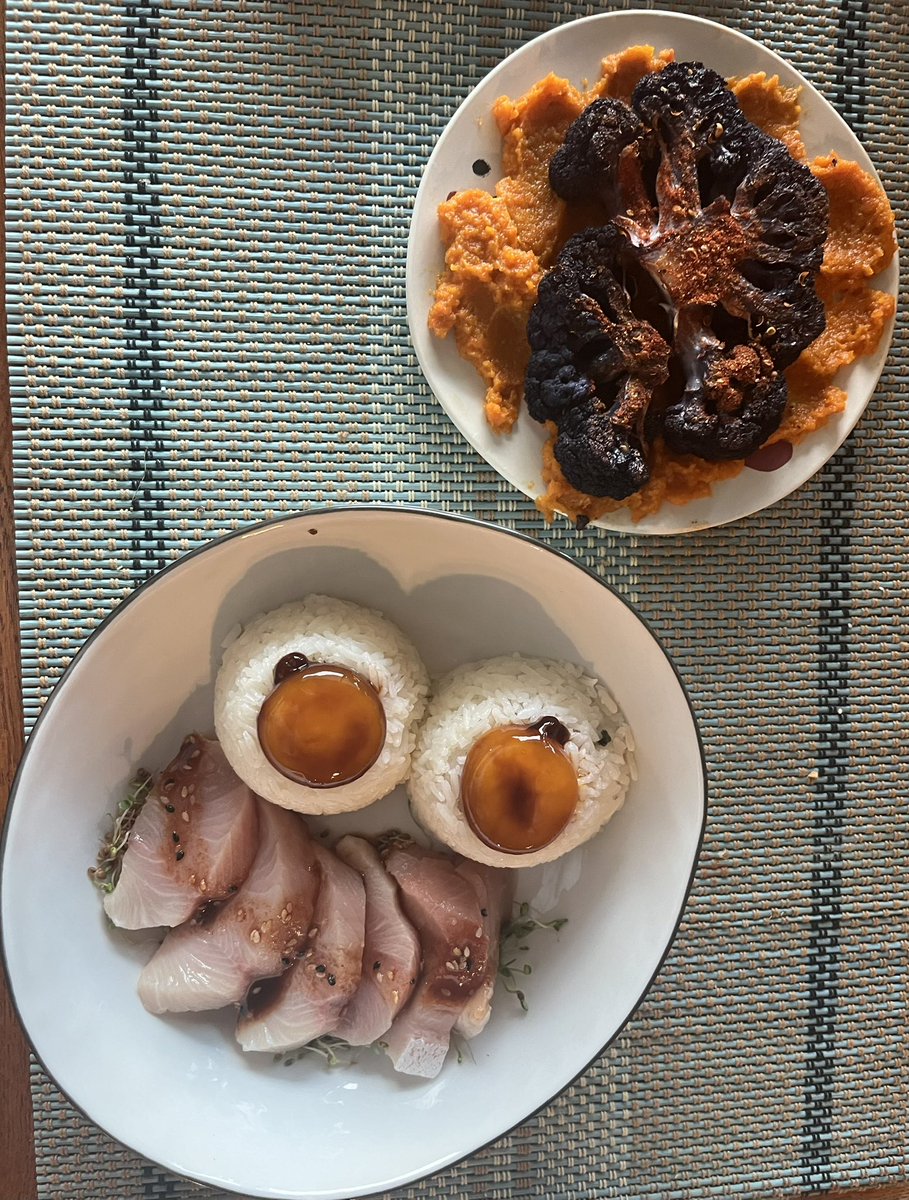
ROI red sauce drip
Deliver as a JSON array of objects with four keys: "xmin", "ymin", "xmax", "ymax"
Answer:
[
  {"xmin": 745, "ymin": 440, "xmax": 793, "ymax": 472},
  {"xmin": 257, "ymin": 660, "xmax": 386, "ymax": 788},
  {"xmin": 460, "ymin": 717, "xmax": 578, "ymax": 854}
]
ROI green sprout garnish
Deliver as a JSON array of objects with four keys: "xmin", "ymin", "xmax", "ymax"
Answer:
[
  {"xmin": 273, "ymin": 1036, "xmax": 354, "ymax": 1069},
  {"xmin": 374, "ymin": 828, "xmax": 413, "ymax": 855},
  {"xmin": 87, "ymin": 770, "xmax": 153, "ymax": 893},
  {"xmin": 498, "ymin": 901, "xmax": 567, "ymax": 1012},
  {"xmin": 451, "ymin": 1032, "xmax": 475, "ymax": 1065}
]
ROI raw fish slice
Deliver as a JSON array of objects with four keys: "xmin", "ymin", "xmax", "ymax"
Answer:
[
  {"xmin": 453, "ymin": 861, "xmax": 514, "ymax": 1039},
  {"xmin": 237, "ymin": 843, "xmax": 365, "ymax": 1052},
  {"xmin": 105, "ymin": 734, "xmax": 259, "ymax": 930},
  {"xmin": 383, "ymin": 842, "xmax": 491, "ymax": 1079},
  {"xmin": 331, "ymin": 835, "xmax": 421, "ymax": 1046},
  {"xmin": 138, "ymin": 800, "xmax": 318, "ymax": 1014}
]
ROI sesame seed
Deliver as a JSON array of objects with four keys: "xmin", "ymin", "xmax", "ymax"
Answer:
[
  {"xmin": 180, "ymin": 786, "xmax": 188, "ymax": 798},
  {"xmin": 327, "ymin": 975, "xmax": 336, "ymax": 986},
  {"xmin": 181, "ymin": 811, "xmax": 190, "ymax": 822},
  {"xmin": 250, "ymin": 929, "xmax": 261, "ymax": 944},
  {"xmin": 175, "ymin": 850, "xmax": 185, "ymax": 862},
  {"xmin": 475, "ymin": 927, "xmax": 483, "ymax": 938}
]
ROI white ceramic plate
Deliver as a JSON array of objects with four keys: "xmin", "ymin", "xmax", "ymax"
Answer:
[
  {"xmin": 1, "ymin": 507, "xmax": 705, "ymax": 1199},
  {"xmin": 406, "ymin": 10, "xmax": 898, "ymax": 534}
]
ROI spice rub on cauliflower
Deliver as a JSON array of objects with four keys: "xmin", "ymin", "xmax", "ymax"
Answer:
[{"xmin": 429, "ymin": 46, "xmax": 896, "ymax": 524}]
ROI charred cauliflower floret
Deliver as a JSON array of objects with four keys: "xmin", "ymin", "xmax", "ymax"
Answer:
[
  {"xmin": 525, "ymin": 227, "xmax": 670, "ymax": 499},
  {"xmin": 530, "ymin": 60, "xmax": 829, "ymax": 493}
]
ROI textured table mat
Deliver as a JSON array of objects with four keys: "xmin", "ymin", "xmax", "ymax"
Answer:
[{"xmin": 7, "ymin": 0, "xmax": 909, "ymax": 1196}]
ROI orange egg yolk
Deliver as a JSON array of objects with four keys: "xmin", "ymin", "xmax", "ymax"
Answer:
[
  {"xmin": 460, "ymin": 717, "xmax": 578, "ymax": 854},
  {"xmin": 257, "ymin": 655, "xmax": 386, "ymax": 788}
]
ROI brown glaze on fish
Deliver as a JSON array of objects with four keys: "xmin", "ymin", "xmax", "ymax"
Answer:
[
  {"xmin": 236, "ymin": 842, "xmax": 366, "ymax": 1052},
  {"xmin": 137, "ymin": 800, "xmax": 319, "ymax": 1014},
  {"xmin": 104, "ymin": 734, "xmax": 258, "ymax": 930},
  {"xmin": 382, "ymin": 842, "xmax": 492, "ymax": 1078}
]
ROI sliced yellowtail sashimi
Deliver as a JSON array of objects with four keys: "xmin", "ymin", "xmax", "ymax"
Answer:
[
  {"xmin": 137, "ymin": 800, "xmax": 318, "ymax": 1014},
  {"xmin": 236, "ymin": 842, "xmax": 366, "ymax": 1053},
  {"xmin": 452, "ymin": 860, "xmax": 514, "ymax": 1040},
  {"xmin": 104, "ymin": 734, "xmax": 258, "ymax": 931},
  {"xmin": 331, "ymin": 835, "xmax": 421, "ymax": 1046},
  {"xmin": 382, "ymin": 842, "xmax": 492, "ymax": 1079}
]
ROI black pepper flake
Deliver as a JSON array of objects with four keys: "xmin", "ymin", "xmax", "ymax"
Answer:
[
  {"xmin": 315, "ymin": 965, "xmax": 326, "ymax": 975},
  {"xmin": 373, "ymin": 961, "xmax": 381, "ymax": 972},
  {"xmin": 480, "ymin": 908, "xmax": 488, "ymax": 917},
  {"xmin": 172, "ymin": 832, "xmax": 181, "ymax": 844},
  {"xmin": 327, "ymin": 974, "xmax": 336, "ymax": 986},
  {"xmin": 175, "ymin": 850, "xmax": 185, "ymax": 862},
  {"xmin": 472, "ymin": 158, "xmax": 491, "ymax": 176},
  {"xmin": 446, "ymin": 189, "xmax": 458, "ymax": 201}
]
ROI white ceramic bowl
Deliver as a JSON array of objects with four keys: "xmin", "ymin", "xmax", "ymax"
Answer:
[
  {"xmin": 1, "ymin": 507, "xmax": 705, "ymax": 1198},
  {"xmin": 406, "ymin": 10, "xmax": 898, "ymax": 534}
]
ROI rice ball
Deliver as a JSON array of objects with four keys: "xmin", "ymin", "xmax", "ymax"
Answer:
[
  {"xmin": 214, "ymin": 596, "xmax": 430, "ymax": 815},
  {"xmin": 407, "ymin": 655, "xmax": 635, "ymax": 868}
]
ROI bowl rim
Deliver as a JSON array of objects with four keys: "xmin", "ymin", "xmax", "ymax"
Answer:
[{"xmin": 0, "ymin": 503, "xmax": 708, "ymax": 1199}]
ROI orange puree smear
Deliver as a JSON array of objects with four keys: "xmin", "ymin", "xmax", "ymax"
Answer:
[{"xmin": 428, "ymin": 45, "xmax": 896, "ymax": 525}]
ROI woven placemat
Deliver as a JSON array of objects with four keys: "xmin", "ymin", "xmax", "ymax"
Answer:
[{"xmin": 7, "ymin": 0, "xmax": 908, "ymax": 1196}]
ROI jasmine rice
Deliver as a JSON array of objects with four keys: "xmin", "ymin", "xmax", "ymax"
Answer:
[
  {"xmin": 407, "ymin": 655, "xmax": 635, "ymax": 868},
  {"xmin": 214, "ymin": 596, "xmax": 430, "ymax": 815}
]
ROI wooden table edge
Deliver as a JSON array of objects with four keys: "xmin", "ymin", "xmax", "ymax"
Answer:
[{"xmin": 0, "ymin": 0, "xmax": 37, "ymax": 1193}]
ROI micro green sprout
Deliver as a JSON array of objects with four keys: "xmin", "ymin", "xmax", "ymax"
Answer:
[
  {"xmin": 87, "ymin": 770, "xmax": 153, "ymax": 893},
  {"xmin": 497, "ymin": 901, "xmax": 567, "ymax": 1012}
]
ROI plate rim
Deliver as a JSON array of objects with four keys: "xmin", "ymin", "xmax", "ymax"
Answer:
[
  {"xmin": 405, "ymin": 7, "xmax": 899, "ymax": 536},
  {"xmin": 1, "ymin": 503, "xmax": 708, "ymax": 1198}
]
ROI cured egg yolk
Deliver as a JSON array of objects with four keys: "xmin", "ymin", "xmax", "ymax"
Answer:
[
  {"xmin": 257, "ymin": 654, "xmax": 386, "ymax": 788},
  {"xmin": 460, "ymin": 716, "xmax": 578, "ymax": 853}
]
